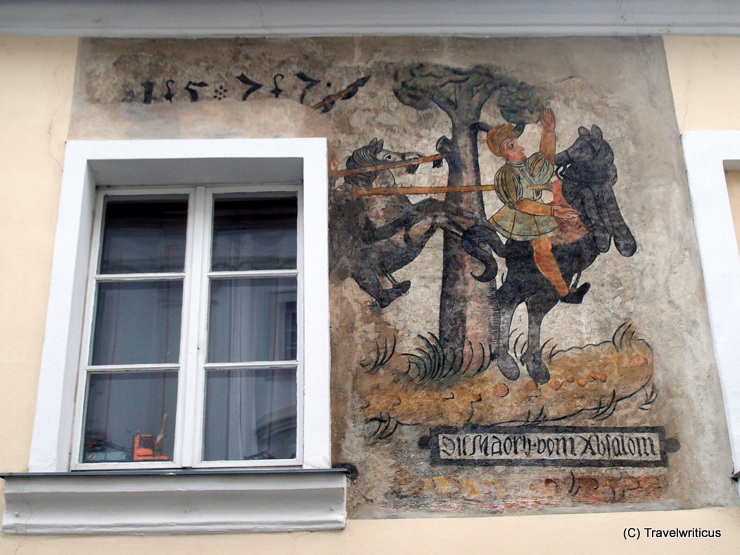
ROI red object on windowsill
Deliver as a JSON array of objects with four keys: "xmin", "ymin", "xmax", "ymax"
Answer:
[{"xmin": 132, "ymin": 434, "xmax": 169, "ymax": 461}]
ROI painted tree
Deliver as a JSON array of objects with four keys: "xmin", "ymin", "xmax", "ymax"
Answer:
[{"xmin": 392, "ymin": 64, "xmax": 547, "ymax": 353}]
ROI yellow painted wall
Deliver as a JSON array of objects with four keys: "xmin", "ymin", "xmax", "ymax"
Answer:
[
  {"xmin": 663, "ymin": 36, "xmax": 740, "ymax": 131},
  {"xmin": 0, "ymin": 35, "xmax": 77, "ymax": 472},
  {"xmin": 0, "ymin": 507, "xmax": 737, "ymax": 554},
  {"xmin": 1, "ymin": 34, "xmax": 740, "ymax": 553}
]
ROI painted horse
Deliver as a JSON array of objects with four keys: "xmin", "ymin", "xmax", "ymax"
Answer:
[
  {"xmin": 462, "ymin": 125, "xmax": 637, "ymax": 383},
  {"xmin": 331, "ymin": 138, "xmax": 482, "ymax": 308}
]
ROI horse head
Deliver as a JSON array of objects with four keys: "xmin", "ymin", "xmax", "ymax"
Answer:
[
  {"xmin": 555, "ymin": 125, "xmax": 636, "ymax": 257},
  {"xmin": 555, "ymin": 125, "xmax": 615, "ymax": 179},
  {"xmin": 344, "ymin": 138, "xmax": 422, "ymax": 189}
]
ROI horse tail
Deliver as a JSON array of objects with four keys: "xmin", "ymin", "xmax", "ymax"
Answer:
[{"xmin": 461, "ymin": 224, "xmax": 505, "ymax": 282}]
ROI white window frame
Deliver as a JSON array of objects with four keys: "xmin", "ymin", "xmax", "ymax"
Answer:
[
  {"xmin": 30, "ymin": 138, "xmax": 330, "ymax": 472},
  {"xmin": 682, "ymin": 131, "xmax": 740, "ymax": 491},
  {"xmin": 71, "ymin": 183, "xmax": 306, "ymax": 470},
  {"xmin": 3, "ymin": 138, "xmax": 344, "ymax": 535}
]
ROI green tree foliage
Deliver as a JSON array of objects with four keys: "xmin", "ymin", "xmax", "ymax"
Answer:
[{"xmin": 393, "ymin": 64, "xmax": 547, "ymax": 124}]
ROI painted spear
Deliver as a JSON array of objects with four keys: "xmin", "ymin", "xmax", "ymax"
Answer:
[
  {"xmin": 351, "ymin": 183, "xmax": 499, "ymax": 198},
  {"xmin": 330, "ymin": 153, "xmax": 446, "ymax": 178},
  {"xmin": 330, "ymin": 152, "xmax": 500, "ymax": 198}
]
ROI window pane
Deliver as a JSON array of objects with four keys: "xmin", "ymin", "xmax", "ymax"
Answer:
[
  {"xmin": 208, "ymin": 277, "xmax": 297, "ymax": 363},
  {"xmin": 91, "ymin": 281, "xmax": 183, "ymax": 365},
  {"xmin": 212, "ymin": 197, "xmax": 297, "ymax": 271},
  {"xmin": 82, "ymin": 372, "xmax": 177, "ymax": 463},
  {"xmin": 203, "ymin": 368, "xmax": 296, "ymax": 461},
  {"xmin": 100, "ymin": 199, "xmax": 187, "ymax": 274}
]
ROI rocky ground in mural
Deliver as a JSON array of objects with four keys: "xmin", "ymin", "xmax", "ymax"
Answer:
[
  {"xmin": 358, "ymin": 322, "xmax": 654, "ymax": 431},
  {"xmin": 341, "ymin": 322, "xmax": 666, "ymax": 515}
]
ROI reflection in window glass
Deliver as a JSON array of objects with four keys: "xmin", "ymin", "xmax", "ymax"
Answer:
[
  {"xmin": 100, "ymin": 199, "xmax": 188, "ymax": 274},
  {"xmin": 212, "ymin": 197, "xmax": 297, "ymax": 271},
  {"xmin": 207, "ymin": 277, "xmax": 297, "ymax": 363},
  {"xmin": 91, "ymin": 281, "xmax": 183, "ymax": 365},
  {"xmin": 82, "ymin": 372, "xmax": 177, "ymax": 463},
  {"xmin": 203, "ymin": 368, "xmax": 296, "ymax": 461}
]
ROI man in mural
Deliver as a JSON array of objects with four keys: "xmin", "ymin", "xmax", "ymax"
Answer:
[{"xmin": 486, "ymin": 108, "xmax": 590, "ymax": 304}]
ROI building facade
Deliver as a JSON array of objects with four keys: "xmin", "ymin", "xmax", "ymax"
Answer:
[{"xmin": 1, "ymin": 2, "xmax": 739, "ymax": 552}]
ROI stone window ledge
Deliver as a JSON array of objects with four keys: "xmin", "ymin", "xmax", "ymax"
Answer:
[{"xmin": 1, "ymin": 468, "xmax": 347, "ymax": 535}]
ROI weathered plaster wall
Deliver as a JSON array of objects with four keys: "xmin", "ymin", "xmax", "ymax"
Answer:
[{"xmin": 63, "ymin": 35, "xmax": 736, "ymax": 517}]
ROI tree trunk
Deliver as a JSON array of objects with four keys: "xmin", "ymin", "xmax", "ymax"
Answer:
[{"xmin": 438, "ymin": 114, "xmax": 498, "ymax": 356}]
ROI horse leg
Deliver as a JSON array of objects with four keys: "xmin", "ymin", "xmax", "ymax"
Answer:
[
  {"xmin": 363, "ymin": 198, "xmax": 464, "ymax": 243},
  {"xmin": 351, "ymin": 268, "xmax": 394, "ymax": 308},
  {"xmin": 495, "ymin": 283, "xmax": 525, "ymax": 381},
  {"xmin": 579, "ymin": 188, "xmax": 611, "ymax": 252},
  {"xmin": 412, "ymin": 198, "xmax": 482, "ymax": 234},
  {"xmin": 521, "ymin": 293, "xmax": 559, "ymax": 384},
  {"xmin": 402, "ymin": 209, "xmax": 446, "ymax": 249},
  {"xmin": 382, "ymin": 266, "xmax": 411, "ymax": 296},
  {"xmin": 364, "ymin": 214, "xmax": 411, "ymax": 242},
  {"xmin": 369, "ymin": 199, "xmax": 483, "ymax": 249},
  {"xmin": 352, "ymin": 251, "xmax": 409, "ymax": 309},
  {"xmin": 601, "ymin": 187, "xmax": 637, "ymax": 256}
]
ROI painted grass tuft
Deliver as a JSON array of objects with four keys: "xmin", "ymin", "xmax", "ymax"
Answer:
[{"xmin": 401, "ymin": 333, "xmax": 495, "ymax": 385}]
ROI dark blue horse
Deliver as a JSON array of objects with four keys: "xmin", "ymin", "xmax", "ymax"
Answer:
[
  {"xmin": 331, "ymin": 138, "xmax": 483, "ymax": 308},
  {"xmin": 462, "ymin": 125, "xmax": 637, "ymax": 384}
]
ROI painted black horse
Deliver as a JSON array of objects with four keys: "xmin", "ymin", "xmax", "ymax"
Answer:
[
  {"xmin": 462, "ymin": 125, "xmax": 637, "ymax": 383},
  {"xmin": 331, "ymin": 138, "xmax": 482, "ymax": 308}
]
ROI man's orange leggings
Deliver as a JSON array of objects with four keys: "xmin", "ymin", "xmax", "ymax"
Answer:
[{"xmin": 531, "ymin": 236, "xmax": 569, "ymax": 296}]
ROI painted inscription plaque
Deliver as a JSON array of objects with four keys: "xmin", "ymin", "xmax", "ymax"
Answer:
[{"xmin": 430, "ymin": 426, "xmax": 675, "ymax": 467}]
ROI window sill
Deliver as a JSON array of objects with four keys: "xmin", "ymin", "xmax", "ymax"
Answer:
[{"xmin": 1, "ymin": 468, "xmax": 347, "ymax": 534}]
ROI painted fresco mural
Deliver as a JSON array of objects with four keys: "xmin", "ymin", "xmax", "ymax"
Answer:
[{"xmin": 72, "ymin": 37, "xmax": 719, "ymax": 517}]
